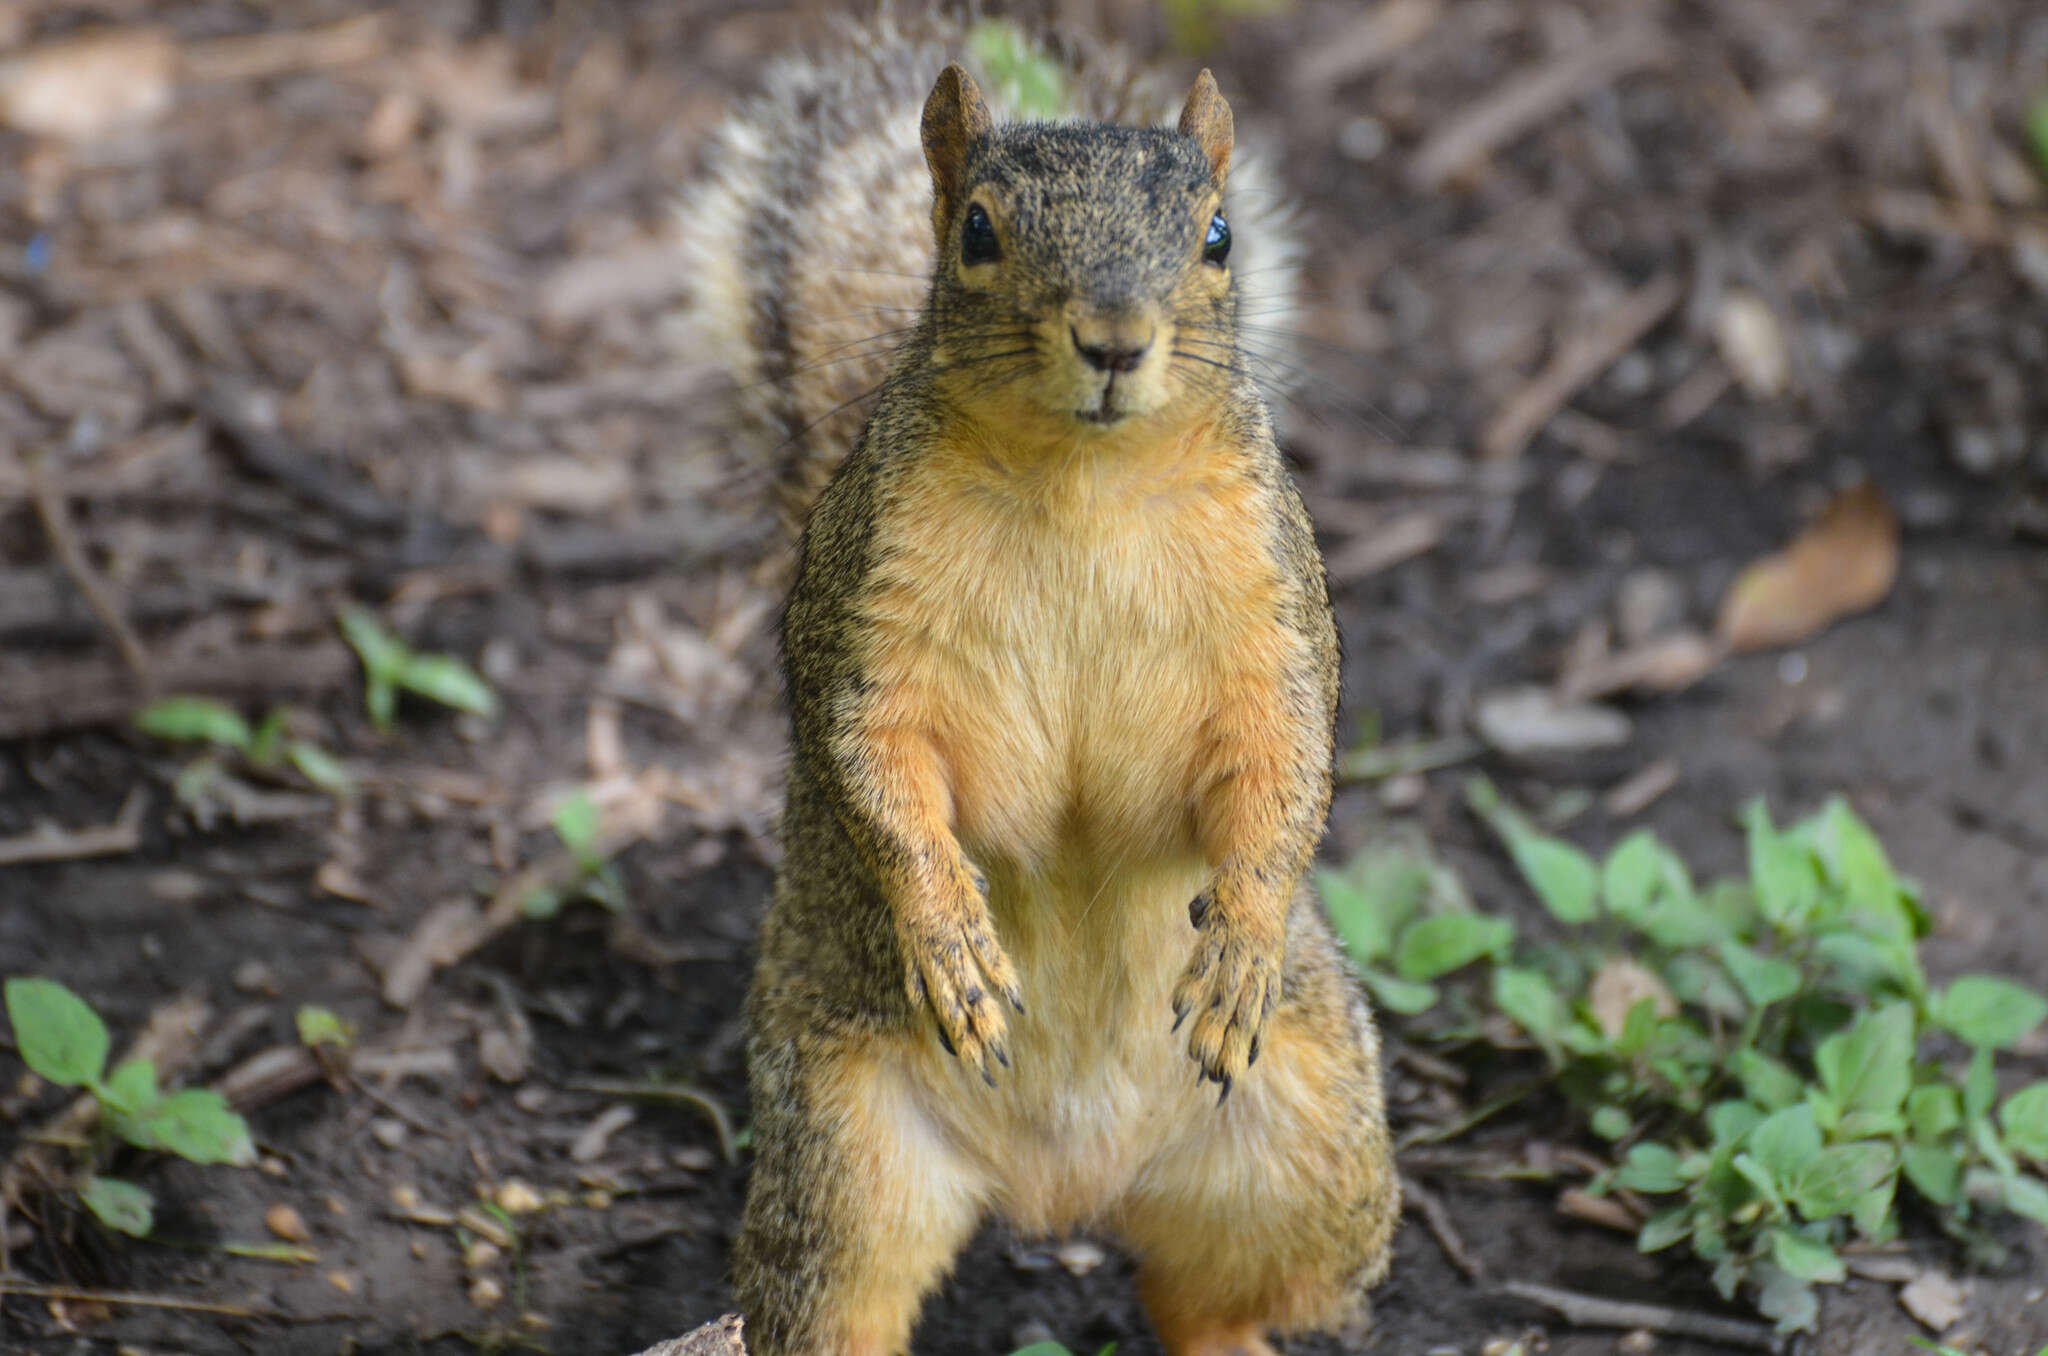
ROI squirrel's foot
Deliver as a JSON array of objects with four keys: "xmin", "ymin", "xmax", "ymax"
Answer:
[
  {"xmin": 900, "ymin": 870, "xmax": 1022, "ymax": 1086},
  {"xmin": 1171, "ymin": 900, "xmax": 1280, "ymax": 1102}
]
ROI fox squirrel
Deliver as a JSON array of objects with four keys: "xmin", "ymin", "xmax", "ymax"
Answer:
[{"xmin": 697, "ymin": 18, "xmax": 1398, "ymax": 1356}]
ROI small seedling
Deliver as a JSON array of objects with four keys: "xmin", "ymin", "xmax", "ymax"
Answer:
[
  {"xmin": 295, "ymin": 1005, "xmax": 353, "ymax": 1051},
  {"xmin": 520, "ymin": 788, "xmax": 625, "ymax": 919},
  {"xmin": 1009, "ymin": 1343, "xmax": 1116, "ymax": 1356},
  {"xmin": 1321, "ymin": 786, "xmax": 2048, "ymax": 1332},
  {"xmin": 136, "ymin": 696, "xmax": 352, "ymax": 797},
  {"xmin": 1318, "ymin": 830, "xmax": 1512, "ymax": 1015},
  {"xmin": 339, "ymin": 607, "xmax": 498, "ymax": 732},
  {"xmin": 4, "ymin": 977, "xmax": 256, "ymax": 1238}
]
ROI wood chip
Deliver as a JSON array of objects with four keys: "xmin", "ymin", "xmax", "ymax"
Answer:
[
  {"xmin": 1406, "ymin": 21, "xmax": 1667, "ymax": 191},
  {"xmin": 1603, "ymin": 757, "xmax": 1680, "ymax": 818},
  {"xmin": 1717, "ymin": 484, "xmax": 1899, "ymax": 653},
  {"xmin": 1480, "ymin": 275, "xmax": 1685, "ymax": 461}
]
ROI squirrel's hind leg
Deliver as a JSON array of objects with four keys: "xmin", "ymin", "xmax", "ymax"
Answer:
[
  {"xmin": 1116, "ymin": 906, "xmax": 1399, "ymax": 1355},
  {"xmin": 734, "ymin": 1038, "xmax": 987, "ymax": 1356}
]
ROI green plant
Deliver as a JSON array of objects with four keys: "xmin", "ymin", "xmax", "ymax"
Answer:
[
  {"xmin": 2027, "ymin": 96, "xmax": 2048, "ymax": 180},
  {"xmin": 1009, "ymin": 1343, "xmax": 1115, "ymax": 1356},
  {"xmin": 295, "ymin": 1005, "xmax": 353, "ymax": 1050},
  {"xmin": 1318, "ymin": 830, "xmax": 1513, "ymax": 1015},
  {"xmin": 967, "ymin": 20, "xmax": 1066, "ymax": 120},
  {"xmin": 135, "ymin": 696, "xmax": 352, "ymax": 796},
  {"xmin": 4, "ymin": 977, "xmax": 256, "ymax": 1237},
  {"xmin": 519, "ymin": 788, "xmax": 625, "ymax": 919},
  {"xmin": 338, "ymin": 607, "xmax": 498, "ymax": 732},
  {"xmin": 1320, "ymin": 785, "xmax": 2048, "ymax": 1333}
]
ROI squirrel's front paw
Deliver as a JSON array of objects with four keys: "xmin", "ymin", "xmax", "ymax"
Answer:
[
  {"xmin": 899, "ymin": 870, "xmax": 1023, "ymax": 1086},
  {"xmin": 1171, "ymin": 897, "xmax": 1281, "ymax": 1103}
]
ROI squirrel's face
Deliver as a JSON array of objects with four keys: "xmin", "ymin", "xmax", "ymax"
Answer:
[{"xmin": 920, "ymin": 66, "xmax": 1240, "ymax": 435}]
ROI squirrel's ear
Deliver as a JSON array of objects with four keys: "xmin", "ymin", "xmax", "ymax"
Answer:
[
  {"xmin": 922, "ymin": 63, "xmax": 993, "ymax": 221},
  {"xmin": 1177, "ymin": 69, "xmax": 1234, "ymax": 188}
]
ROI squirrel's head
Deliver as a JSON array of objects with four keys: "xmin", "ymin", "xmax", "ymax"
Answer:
[{"xmin": 919, "ymin": 63, "xmax": 1239, "ymax": 434}]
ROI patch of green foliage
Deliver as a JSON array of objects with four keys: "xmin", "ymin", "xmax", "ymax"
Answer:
[
  {"xmin": 339, "ymin": 607, "xmax": 498, "ymax": 732},
  {"xmin": 968, "ymin": 21, "xmax": 1067, "ymax": 121},
  {"xmin": 1319, "ymin": 784, "xmax": 2048, "ymax": 1333},
  {"xmin": 1161, "ymin": 0, "xmax": 1294, "ymax": 53},
  {"xmin": 137, "ymin": 696, "xmax": 352, "ymax": 798},
  {"xmin": 4, "ymin": 977, "xmax": 256, "ymax": 1239},
  {"xmin": 520, "ymin": 788, "xmax": 626, "ymax": 919},
  {"xmin": 2027, "ymin": 97, "xmax": 2048, "ymax": 180},
  {"xmin": 295, "ymin": 1005, "xmax": 353, "ymax": 1050}
]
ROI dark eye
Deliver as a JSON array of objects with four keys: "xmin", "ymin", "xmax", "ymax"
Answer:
[
  {"xmin": 961, "ymin": 203, "xmax": 1001, "ymax": 265},
  {"xmin": 1202, "ymin": 213, "xmax": 1230, "ymax": 267}
]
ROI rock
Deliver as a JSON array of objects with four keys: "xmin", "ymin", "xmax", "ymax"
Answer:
[{"xmin": 627, "ymin": 1314, "xmax": 748, "ymax": 1356}]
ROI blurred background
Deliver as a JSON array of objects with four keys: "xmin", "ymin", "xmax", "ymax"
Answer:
[{"xmin": 1, "ymin": 3, "xmax": 2045, "ymax": 1355}]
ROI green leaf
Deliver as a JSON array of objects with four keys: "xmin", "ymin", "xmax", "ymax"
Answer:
[
  {"xmin": 1616, "ymin": 1142, "xmax": 1687, "ymax": 1193},
  {"xmin": 1361, "ymin": 970, "xmax": 1439, "ymax": 1015},
  {"xmin": 1601, "ymin": 830, "xmax": 1663, "ymax": 922},
  {"xmin": 1318, "ymin": 870, "xmax": 1392, "ymax": 966},
  {"xmin": 365, "ymin": 674, "xmax": 396, "ymax": 732},
  {"xmin": 1790, "ymin": 1143, "xmax": 1894, "ymax": 1220},
  {"xmin": 2001, "ymin": 1083, "xmax": 2048, "ymax": 1160},
  {"xmin": 1745, "ymin": 799, "xmax": 1819, "ymax": 929},
  {"xmin": 248, "ymin": 708, "xmax": 286, "ymax": 766},
  {"xmin": 286, "ymin": 742, "xmax": 352, "ymax": 796},
  {"xmin": 1908, "ymin": 1085, "xmax": 1962, "ymax": 1142},
  {"xmin": 100, "ymin": 1059, "xmax": 160, "ymax": 1117},
  {"xmin": 1753, "ymin": 1260, "xmax": 1820, "ymax": 1332},
  {"xmin": 4, "ymin": 977, "xmax": 110, "ymax": 1087},
  {"xmin": 131, "ymin": 1088, "xmax": 256, "ymax": 1166},
  {"xmin": 1591, "ymin": 1105, "xmax": 1631, "ymax": 1141},
  {"xmin": 1749, "ymin": 1104, "xmax": 1822, "ymax": 1188},
  {"xmin": 339, "ymin": 607, "xmax": 408, "ymax": 679},
  {"xmin": 1509, "ymin": 835, "xmax": 1599, "ymax": 925},
  {"xmin": 1638, "ymin": 1206, "xmax": 1692, "ymax": 1252},
  {"xmin": 1709, "ymin": 1099, "xmax": 1766, "ymax": 1148},
  {"xmin": 1817, "ymin": 797, "xmax": 1899, "ymax": 911},
  {"xmin": 553, "ymin": 789, "xmax": 603, "ymax": 866},
  {"xmin": 295, "ymin": 1006, "xmax": 352, "ymax": 1050},
  {"xmin": 1735, "ymin": 1050, "xmax": 1806, "ymax": 1111},
  {"xmin": 1814, "ymin": 931, "xmax": 1923, "ymax": 998},
  {"xmin": 1901, "ymin": 1142, "xmax": 1961, "ymax": 1205},
  {"xmin": 1963, "ymin": 1047, "xmax": 1997, "ymax": 1121},
  {"xmin": 1851, "ymin": 1173, "xmax": 1896, "ymax": 1240},
  {"xmin": 397, "ymin": 654, "xmax": 498, "ymax": 719},
  {"xmin": 1769, "ymin": 1228, "xmax": 1846, "ymax": 1283},
  {"xmin": 519, "ymin": 886, "xmax": 565, "ymax": 921},
  {"xmin": 80, "ymin": 1176, "xmax": 155, "ymax": 1237},
  {"xmin": 1972, "ymin": 1114, "xmax": 2018, "ymax": 1180},
  {"xmin": 134, "ymin": 697, "xmax": 253, "ymax": 752},
  {"xmin": 1492, "ymin": 965, "xmax": 1567, "ymax": 1039},
  {"xmin": 1008, "ymin": 1344, "xmax": 1074, "ymax": 1356},
  {"xmin": 2000, "ymin": 1173, "xmax": 2048, "ymax": 1228},
  {"xmin": 967, "ymin": 20, "xmax": 1068, "ymax": 121},
  {"xmin": 2027, "ymin": 96, "xmax": 2048, "ymax": 179},
  {"xmin": 1936, "ymin": 975, "xmax": 2048, "ymax": 1050},
  {"xmin": 1719, "ymin": 941, "xmax": 1801, "ymax": 1010},
  {"xmin": 1391, "ymin": 913, "xmax": 1512, "ymax": 981},
  {"xmin": 1814, "ymin": 1002, "xmax": 1914, "ymax": 1119}
]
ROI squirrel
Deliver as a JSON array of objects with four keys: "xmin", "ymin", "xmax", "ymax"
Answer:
[
  {"xmin": 692, "ymin": 17, "xmax": 1399, "ymax": 1356},
  {"xmin": 674, "ymin": 10, "xmax": 1301, "ymax": 532}
]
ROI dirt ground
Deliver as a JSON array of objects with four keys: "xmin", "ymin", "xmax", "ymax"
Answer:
[{"xmin": 2, "ymin": 1, "xmax": 2046, "ymax": 1354}]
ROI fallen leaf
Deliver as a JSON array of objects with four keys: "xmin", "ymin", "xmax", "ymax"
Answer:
[
  {"xmin": 0, "ymin": 29, "xmax": 176, "ymax": 141},
  {"xmin": 1717, "ymin": 484, "xmax": 1899, "ymax": 653},
  {"xmin": 1474, "ymin": 686, "xmax": 1632, "ymax": 758},
  {"xmin": 264, "ymin": 1203, "xmax": 311, "ymax": 1242},
  {"xmin": 1898, "ymin": 1269, "xmax": 1967, "ymax": 1332},
  {"xmin": 1714, "ymin": 289, "xmax": 1792, "ymax": 399},
  {"xmin": 1588, "ymin": 957, "xmax": 1677, "ymax": 1040}
]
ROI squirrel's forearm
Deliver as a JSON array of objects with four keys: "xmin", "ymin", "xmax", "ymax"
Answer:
[
  {"xmin": 823, "ymin": 721, "xmax": 970, "ymax": 907},
  {"xmin": 1195, "ymin": 658, "xmax": 1333, "ymax": 921}
]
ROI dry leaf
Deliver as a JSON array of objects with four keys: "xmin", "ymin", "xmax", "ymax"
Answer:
[
  {"xmin": 1588, "ymin": 957, "xmax": 1677, "ymax": 1041},
  {"xmin": 1717, "ymin": 484, "xmax": 1899, "ymax": 653},
  {"xmin": 1898, "ymin": 1270, "xmax": 1967, "ymax": 1332},
  {"xmin": 1713, "ymin": 289, "xmax": 1791, "ymax": 399},
  {"xmin": 0, "ymin": 29, "xmax": 176, "ymax": 140}
]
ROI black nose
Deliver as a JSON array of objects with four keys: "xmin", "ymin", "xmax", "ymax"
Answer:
[{"xmin": 1072, "ymin": 328, "xmax": 1150, "ymax": 374}]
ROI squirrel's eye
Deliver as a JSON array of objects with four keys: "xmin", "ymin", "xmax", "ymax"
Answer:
[
  {"xmin": 961, "ymin": 203, "xmax": 1001, "ymax": 265},
  {"xmin": 1202, "ymin": 213, "xmax": 1230, "ymax": 267}
]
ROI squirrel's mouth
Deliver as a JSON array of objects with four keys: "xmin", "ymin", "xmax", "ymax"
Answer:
[{"xmin": 1076, "ymin": 379, "xmax": 1130, "ymax": 426}]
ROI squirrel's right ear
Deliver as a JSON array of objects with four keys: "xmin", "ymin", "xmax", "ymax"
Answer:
[
  {"xmin": 922, "ymin": 63, "xmax": 993, "ymax": 227},
  {"xmin": 1178, "ymin": 69, "xmax": 1234, "ymax": 188}
]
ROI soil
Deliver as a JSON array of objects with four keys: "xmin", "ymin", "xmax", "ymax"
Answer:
[{"xmin": 2, "ymin": 2, "xmax": 2046, "ymax": 1355}]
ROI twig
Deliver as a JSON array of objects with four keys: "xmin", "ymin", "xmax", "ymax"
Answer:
[
  {"xmin": 0, "ymin": 789, "xmax": 148, "ymax": 867},
  {"xmin": 29, "ymin": 450, "xmax": 151, "ymax": 689},
  {"xmin": 0, "ymin": 637, "xmax": 357, "ymax": 741},
  {"xmin": 1400, "ymin": 1175, "xmax": 1483, "ymax": 1280},
  {"xmin": 1407, "ymin": 21, "xmax": 1667, "ymax": 191},
  {"xmin": 0, "ymin": 1278, "xmax": 274, "ymax": 1318},
  {"xmin": 564, "ymin": 1081, "xmax": 737, "ymax": 1164},
  {"xmin": 1480, "ymin": 274, "xmax": 1685, "ymax": 461},
  {"xmin": 1500, "ymin": 1280, "xmax": 1786, "ymax": 1353}
]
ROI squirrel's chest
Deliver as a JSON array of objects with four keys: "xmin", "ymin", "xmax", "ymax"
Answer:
[{"xmin": 862, "ymin": 470, "xmax": 1278, "ymax": 872}]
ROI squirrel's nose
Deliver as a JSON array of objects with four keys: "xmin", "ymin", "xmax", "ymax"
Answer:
[{"xmin": 1070, "ymin": 325, "xmax": 1152, "ymax": 374}]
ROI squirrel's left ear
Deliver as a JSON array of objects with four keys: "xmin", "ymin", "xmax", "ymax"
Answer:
[
  {"xmin": 1178, "ymin": 70, "xmax": 1234, "ymax": 189},
  {"xmin": 922, "ymin": 63, "xmax": 994, "ymax": 230}
]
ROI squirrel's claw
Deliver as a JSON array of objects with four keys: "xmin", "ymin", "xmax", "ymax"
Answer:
[
  {"xmin": 1172, "ymin": 914, "xmax": 1280, "ymax": 1102},
  {"xmin": 900, "ymin": 881, "xmax": 1021, "ymax": 1086}
]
